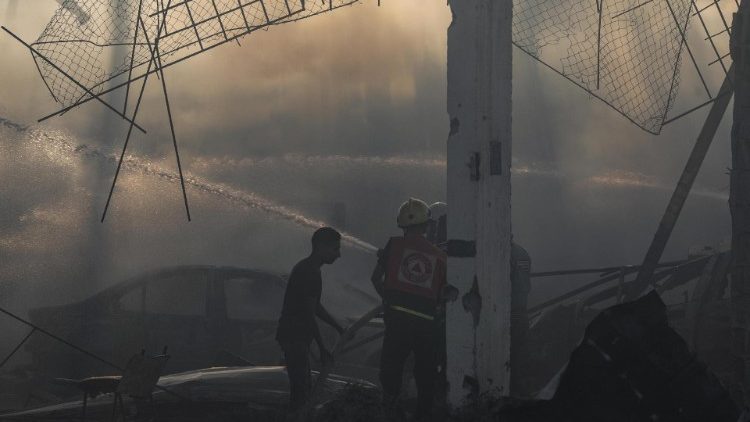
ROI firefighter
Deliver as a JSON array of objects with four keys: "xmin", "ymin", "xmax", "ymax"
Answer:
[
  {"xmin": 426, "ymin": 201, "xmax": 447, "ymax": 246},
  {"xmin": 371, "ymin": 198, "xmax": 448, "ymax": 421},
  {"xmin": 510, "ymin": 239, "xmax": 532, "ymax": 396}
]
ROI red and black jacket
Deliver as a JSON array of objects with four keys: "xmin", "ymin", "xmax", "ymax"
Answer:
[{"xmin": 380, "ymin": 234, "xmax": 447, "ymax": 320}]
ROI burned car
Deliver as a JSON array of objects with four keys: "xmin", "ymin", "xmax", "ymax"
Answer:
[{"xmin": 23, "ymin": 266, "xmax": 382, "ymax": 383}]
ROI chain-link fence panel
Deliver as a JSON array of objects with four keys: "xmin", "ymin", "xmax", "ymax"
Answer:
[
  {"xmin": 513, "ymin": 0, "xmax": 694, "ymax": 133},
  {"xmin": 30, "ymin": 0, "xmax": 359, "ymax": 109}
]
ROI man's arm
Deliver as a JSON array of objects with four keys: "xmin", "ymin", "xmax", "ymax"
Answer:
[
  {"xmin": 304, "ymin": 298, "xmax": 332, "ymax": 363},
  {"xmin": 370, "ymin": 243, "xmax": 390, "ymax": 299},
  {"xmin": 316, "ymin": 303, "xmax": 344, "ymax": 334},
  {"xmin": 370, "ymin": 264, "xmax": 386, "ymax": 298}
]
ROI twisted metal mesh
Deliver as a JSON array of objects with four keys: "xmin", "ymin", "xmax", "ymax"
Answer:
[
  {"xmin": 31, "ymin": 0, "xmax": 358, "ymax": 109},
  {"xmin": 513, "ymin": 0, "xmax": 694, "ymax": 134},
  {"xmin": 30, "ymin": 0, "xmax": 715, "ymax": 134}
]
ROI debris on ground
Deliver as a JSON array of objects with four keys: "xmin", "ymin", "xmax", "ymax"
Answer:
[
  {"xmin": 1, "ymin": 292, "xmax": 740, "ymax": 421},
  {"xmin": 498, "ymin": 291, "xmax": 740, "ymax": 422},
  {"xmin": 300, "ymin": 292, "xmax": 740, "ymax": 422},
  {"xmin": 313, "ymin": 383, "xmax": 394, "ymax": 422}
]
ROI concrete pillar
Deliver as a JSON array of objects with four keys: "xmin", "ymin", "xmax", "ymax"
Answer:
[
  {"xmin": 445, "ymin": 0, "xmax": 513, "ymax": 406},
  {"xmin": 730, "ymin": 0, "xmax": 750, "ymax": 406}
]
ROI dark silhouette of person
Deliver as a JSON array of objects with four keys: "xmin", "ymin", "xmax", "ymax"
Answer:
[
  {"xmin": 510, "ymin": 240, "xmax": 532, "ymax": 396},
  {"xmin": 275, "ymin": 227, "xmax": 345, "ymax": 412}
]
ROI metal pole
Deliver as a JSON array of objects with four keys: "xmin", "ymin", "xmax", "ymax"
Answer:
[
  {"xmin": 100, "ymin": 3, "xmax": 171, "ymax": 221},
  {"xmin": 666, "ymin": 0, "xmax": 713, "ymax": 99},
  {"xmin": 529, "ymin": 256, "xmax": 710, "ymax": 314},
  {"xmin": 529, "ymin": 258, "xmax": 689, "ymax": 278},
  {"xmin": 123, "ymin": 0, "xmax": 145, "ymax": 115},
  {"xmin": 0, "ymin": 306, "xmax": 189, "ymax": 402},
  {"xmin": 152, "ymin": 7, "xmax": 192, "ymax": 221},
  {"xmin": 0, "ymin": 328, "xmax": 36, "ymax": 369},
  {"xmin": 628, "ymin": 64, "xmax": 734, "ymax": 300},
  {"xmin": 597, "ymin": 0, "xmax": 604, "ymax": 90}
]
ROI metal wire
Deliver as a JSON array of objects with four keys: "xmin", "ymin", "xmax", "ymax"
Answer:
[
  {"xmin": 0, "ymin": 306, "xmax": 190, "ymax": 402},
  {"xmin": 514, "ymin": 0, "xmax": 695, "ymax": 133},
  {"xmin": 27, "ymin": 0, "xmax": 358, "ymax": 113},
  {"xmin": 513, "ymin": 0, "xmax": 738, "ymax": 133}
]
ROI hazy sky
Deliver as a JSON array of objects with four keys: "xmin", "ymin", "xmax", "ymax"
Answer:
[{"xmin": 0, "ymin": 0, "xmax": 738, "ymax": 321}]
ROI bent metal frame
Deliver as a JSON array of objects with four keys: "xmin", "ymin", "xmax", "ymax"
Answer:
[{"xmin": 1, "ymin": 0, "xmax": 359, "ymax": 221}]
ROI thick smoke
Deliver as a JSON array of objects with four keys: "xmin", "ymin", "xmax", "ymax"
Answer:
[{"xmin": 0, "ymin": 1, "xmax": 735, "ymax": 364}]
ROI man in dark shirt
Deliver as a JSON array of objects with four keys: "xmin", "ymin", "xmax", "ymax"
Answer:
[{"xmin": 276, "ymin": 227, "xmax": 345, "ymax": 412}]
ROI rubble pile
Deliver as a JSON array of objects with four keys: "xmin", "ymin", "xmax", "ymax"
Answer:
[
  {"xmin": 500, "ymin": 291, "xmax": 740, "ymax": 422},
  {"xmin": 552, "ymin": 291, "xmax": 738, "ymax": 421},
  {"xmin": 451, "ymin": 393, "xmax": 539, "ymax": 422},
  {"xmin": 314, "ymin": 383, "xmax": 392, "ymax": 422},
  {"xmin": 314, "ymin": 292, "xmax": 739, "ymax": 422}
]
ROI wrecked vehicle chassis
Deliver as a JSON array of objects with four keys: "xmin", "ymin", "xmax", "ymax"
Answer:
[
  {"xmin": 21, "ymin": 266, "xmax": 383, "ymax": 382},
  {"xmin": 0, "ymin": 366, "xmax": 376, "ymax": 421}
]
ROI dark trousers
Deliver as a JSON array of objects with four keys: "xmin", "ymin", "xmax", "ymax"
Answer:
[
  {"xmin": 510, "ymin": 302, "xmax": 530, "ymax": 396},
  {"xmin": 280, "ymin": 340, "xmax": 311, "ymax": 411},
  {"xmin": 380, "ymin": 309, "xmax": 438, "ymax": 420}
]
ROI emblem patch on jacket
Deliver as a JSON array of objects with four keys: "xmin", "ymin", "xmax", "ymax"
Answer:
[{"xmin": 399, "ymin": 249, "xmax": 437, "ymax": 288}]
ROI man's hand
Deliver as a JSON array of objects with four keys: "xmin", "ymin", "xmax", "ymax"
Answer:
[
  {"xmin": 316, "ymin": 304, "xmax": 345, "ymax": 337},
  {"xmin": 339, "ymin": 324, "xmax": 355, "ymax": 342},
  {"xmin": 319, "ymin": 347, "xmax": 334, "ymax": 366},
  {"xmin": 370, "ymin": 263, "xmax": 386, "ymax": 298},
  {"xmin": 442, "ymin": 284, "xmax": 459, "ymax": 303}
]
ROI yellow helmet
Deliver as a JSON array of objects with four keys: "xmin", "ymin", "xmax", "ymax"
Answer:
[{"xmin": 397, "ymin": 198, "xmax": 431, "ymax": 228}]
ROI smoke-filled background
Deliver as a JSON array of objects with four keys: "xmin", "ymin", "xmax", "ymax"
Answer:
[{"xmin": 0, "ymin": 1, "xmax": 735, "ymax": 354}]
